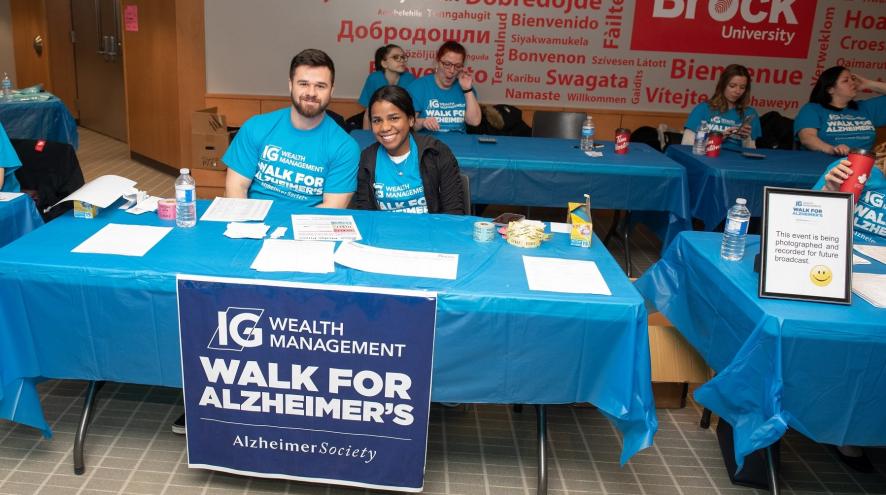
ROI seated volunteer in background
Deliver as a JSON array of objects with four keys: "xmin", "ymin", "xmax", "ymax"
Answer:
[
  {"xmin": 0, "ymin": 123, "xmax": 21, "ymax": 192},
  {"xmin": 795, "ymin": 66, "xmax": 886, "ymax": 155},
  {"xmin": 406, "ymin": 40, "xmax": 481, "ymax": 134},
  {"xmin": 223, "ymin": 48, "xmax": 359, "ymax": 207},
  {"xmin": 682, "ymin": 64, "xmax": 761, "ymax": 150},
  {"xmin": 351, "ymin": 86, "xmax": 465, "ymax": 214},
  {"xmin": 358, "ymin": 44, "xmax": 415, "ymax": 130},
  {"xmin": 817, "ymin": 141, "xmax": 886, "ymax": 247}
]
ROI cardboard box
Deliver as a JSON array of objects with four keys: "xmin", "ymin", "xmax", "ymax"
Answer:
[
  {"xmin": 191, "ymin": 108, "xmax": 231, "ymax": 170},
  {"xmin": 648, "ymin": 310, "xmax": 712, "ymax": 408}
]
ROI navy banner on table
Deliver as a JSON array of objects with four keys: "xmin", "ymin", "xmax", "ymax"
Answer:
[{"xmin": 177, "ymin": 275, "xmax": 437, "ymax": 492}]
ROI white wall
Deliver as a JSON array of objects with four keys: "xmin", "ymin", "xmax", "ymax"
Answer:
[{"xmin": 0, "ymin": 0, "xmax": 17, "ymax": 85}]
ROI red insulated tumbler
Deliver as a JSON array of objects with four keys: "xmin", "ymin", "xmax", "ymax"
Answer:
[
  {"xmin": 705, "ymin": 131, "xmax": 723, "ymax": 157},
  {"xmin": 614, "ymin": 128, "xmax": 630, "ymax": 154},
  {"xmin": 840, "ymin": 148, "xmax": 875, "ymax": 203}
]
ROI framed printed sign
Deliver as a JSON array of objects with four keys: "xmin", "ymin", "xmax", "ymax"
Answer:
[{"xmin": 759, "ymin": 187, "xmax": 853, "ymax": 304}]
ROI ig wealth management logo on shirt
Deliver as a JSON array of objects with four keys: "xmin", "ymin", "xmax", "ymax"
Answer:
[
  {"xmin": 631, "ymin": 0, "xmax": 817, "ymax": 59},
  {"xmin": 261, "ymin": 145, "xmax": 282, "ymax": 163}
]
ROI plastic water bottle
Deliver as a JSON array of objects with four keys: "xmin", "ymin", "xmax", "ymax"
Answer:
[
  {"xmin": 721, "ymin": 198, "xmax": 750, "ymax": 261},
  {"xmin": 175, "ymin": 168, "xmax": 197, "ymax": 228},
  {"xmin": 1, "ymin": 73, "xmax": 11, "ymax": 99},
  {"xmin": 580, "ymin": 115, "xmax": 595, "ymax": 151},
  {"xmin": 692, "ymin": 120, "xmax": 709, "ymax": 155}
]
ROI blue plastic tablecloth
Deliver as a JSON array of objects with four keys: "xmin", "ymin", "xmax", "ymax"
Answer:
[
  {"xmin": 636, "ymin": 232, "xmax": 886, "ymax": 467},
  {"xmin": 0, "ymin": 193, "xmax": 42, "ymax": 248},
  {"xmin": 353, "ymin": 131, "xmax": 691, "ymax": 246},
  {"xmin": 0, "ymin": 202, "xmax": 657, "ymax": 463},
  {"xmin": 665, "ymin": 146, "xmax": 834, "ymax": 230},
  {"xmin": 0, "ymin": 95, "xmax": 79, "ymax": 149}
]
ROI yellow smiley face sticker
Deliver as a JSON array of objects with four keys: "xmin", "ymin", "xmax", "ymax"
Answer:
[{"xmin": 810, "ymin": 265, "xmax": 833, "ymax": 287}]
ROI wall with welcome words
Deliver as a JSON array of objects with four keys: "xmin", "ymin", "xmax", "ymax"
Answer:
[{"xmin": 205, "ymin": 0, "xmax": 886, "ymax": 118}]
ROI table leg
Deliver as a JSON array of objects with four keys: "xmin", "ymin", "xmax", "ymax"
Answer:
[
  {"xmin": 699, "ymin": 407, "xmax": 712, "ymax": 429},
  {"xmin": 603, "ymin": 210, "xmax": 622, "ymax": 245},
  {"xmin": 766, "ymin": 445, "xmax": 780, "ymax": 495},
  {"xmin": 73, "ymin": 380, "xmax": 105, "ymax": 475},
  {"xmin": 536, "ymin": 405, "xmax": 547, "ymax": 495},
  {"xmin": 622, "ymin": 211, "xmax": 633, "ymax": 278}
]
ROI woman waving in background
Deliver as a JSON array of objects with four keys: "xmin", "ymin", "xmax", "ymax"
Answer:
[
  {"xmin": 795, "ymin": 66, "xmax": 886, "ymax": 155},
  {"xmin": 358, "ymin": 44, "xmax": 415, "ymax": 129},
  {"xmin": 682, "ymin": 64, "xmax": 761, "ymax": 150},
  {"xmin": 351, "ymin": 85, "xmax": 464, "ymax": 214},
  {"xmin": 406, "ymin": 40, "xmax": 481, "ymax": 134}
]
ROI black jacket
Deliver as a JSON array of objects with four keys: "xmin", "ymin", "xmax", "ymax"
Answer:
[{"xmin": 351, "ymin": 134, "xmax": 465, "ymax": 214}]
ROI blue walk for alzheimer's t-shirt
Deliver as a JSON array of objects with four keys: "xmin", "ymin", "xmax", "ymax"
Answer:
[
  {"xmin": 0, "ymin": 123, "xmax": 22, "ymax": 193},
  {"xmin": 222, "ymin": 109, "xmax": 359, "ymax": 206},
  {"xmin": 358, "ymin": 71, "xmax": 416, "ymax": 108},
  {"xmin": 373, "ymin": 136, "xmax": 427, "ymax": 213},
  {"xmin": 814, "ymin": 159, "xmax": 886, "ymax": 246},
  {"xmin": 794, "ymin": 95, "xmax": 886, "ymax": 151},
  {"xmin": 684, "ymin": 102, "xmax": 761, "ymax": 151},
  {"xmin": 406, "ymin": 75, "xmax": 477, "ymax": 134}
]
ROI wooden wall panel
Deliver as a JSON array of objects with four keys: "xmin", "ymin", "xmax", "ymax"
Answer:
[
  {"xmin": 204, "ymin": 96, "xmax": 260, "ymax": 127},
  {"xmin": 259, "ymin": 98, "xmax": 288, "ymax": 115},
  {"xmin": 205, "ymin": 93, "xmax": 690, "ymax": 141},
  {"xmin": 123, "ymin": 0, "xmax": 205, "ymax": 170},
  {"xmin": 174, "ymin": 0, "xmax": 205, "ymax": 172},
  {"xmin": 9, "ymin": 0, "xmax": 49, "ymax": 89},
  {"xmin": 44, "ymin": 0, "xmax": 76, "ymax": 117},
  {"xmin": 122, "ymin": 0, "xmax": 178, "ymax": 166}
]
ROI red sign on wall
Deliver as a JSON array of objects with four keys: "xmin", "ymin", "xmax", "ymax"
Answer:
[{"xmin": 631, "ymin": 0, "xmax": 818, "ymax": 59}]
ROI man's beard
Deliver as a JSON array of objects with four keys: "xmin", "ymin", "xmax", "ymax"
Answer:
[{"xmin": 292, "ymin": 95, "xmax": 327, "ymax": 118}]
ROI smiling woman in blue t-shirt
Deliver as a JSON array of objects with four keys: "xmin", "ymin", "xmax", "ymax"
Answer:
[
  {"xmin": 795, "ymin": 66, "xmax": 886, "ymax": 156},
  {"xmin": 351, "ymin": 85, "xmax": 465, "ymax": 214}
]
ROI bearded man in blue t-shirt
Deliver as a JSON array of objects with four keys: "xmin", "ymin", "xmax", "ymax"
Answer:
[{"xmin": 223, "ymin": 49, "xmax": 359, "ymax": 208}]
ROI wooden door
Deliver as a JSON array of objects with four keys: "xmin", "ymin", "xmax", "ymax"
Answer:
[{"xmin": 9, "ymin": 0, "xmax": 50, "ymax": 89}]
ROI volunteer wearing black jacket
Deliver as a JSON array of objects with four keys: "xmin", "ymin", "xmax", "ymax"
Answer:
[{"xmin": 351, "ymin": 85, "xmax": 465, "ymax": 214}]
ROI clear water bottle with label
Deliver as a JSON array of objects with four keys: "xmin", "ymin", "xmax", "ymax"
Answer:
[
  {"xmin": 692, "ymin": 120, "xmax": 709, "ymax": 155},
  {"xmin": 1, "ymin": 72, "xmax": 12, "ymax": 99},
  {"xmin": 720, "ymin": 198, "xmax": 750, "ymax": 261},
  {"xmin": 175, "ymin": 168, "xmax": 197, "ymax": 228},
  {"xmin": 580, "ymin": 115, "xmax": 595, "ymax": 151}
]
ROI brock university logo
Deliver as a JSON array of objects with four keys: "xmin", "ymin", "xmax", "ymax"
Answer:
[
  {"xmin": 207, "ymin": 307, "xmax": 264, "ymax": 351},
  {"xmin": 630, "ymin": 0, "xmax": 816, "ymax": 59}
]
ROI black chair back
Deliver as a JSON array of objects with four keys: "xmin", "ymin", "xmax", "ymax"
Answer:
[
  {"xmin": 530, "ymin": 111, "xmax": 586, "ymax": 139},
  {"xmin": 11, "ymin": 139, "xmax": 85, "ymax": 221}
]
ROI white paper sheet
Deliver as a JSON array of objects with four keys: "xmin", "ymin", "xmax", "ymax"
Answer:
[
  {"xmin": 123, "ymin": 195, "xmax": 162, "ymax": 215},
  {"xmin": 250, "ymin": 239, "xmax": 335, "ymax": 273},
  {"xmin": 291, "ymin": 214, "xmax": 362, "ymax": 241},
  {"xmin": 549, "ymin": 222, "xmax": 571, "ymax": 234},
  {"xmin": 852, "ymin": 273, "xmax": 886, "ymax": 308},
  {"xmin": 224, "ymin": 222, "xmax": 270, "ymax": 239},
  {"xmin": 334, "ymin": 242, "xmax": 458, "ymax": 280},
  {"xmin": 269, "ymin": 226, "xmax": 287, "ymax": 239},
  {"xmin": 854, "ymin": 245, "xmax": 886, "ymax": 265},
  {"xmin": 71, "ymin": 223, "xmax": 172, "ymax": 257},
  {"xmin": 51, "ymin": 175, "xmax": 136, "ymax": 209},
  {"xmin": 0, "ymin": 192, "xmax": 24, "ymax": 202},
  {"xmin": 200, "ymin": 197, "xmax": 272, "ymax": 222},
  {"xmin": 522, "ymin": 255, "xmax": 611, "ymax": 295}
]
